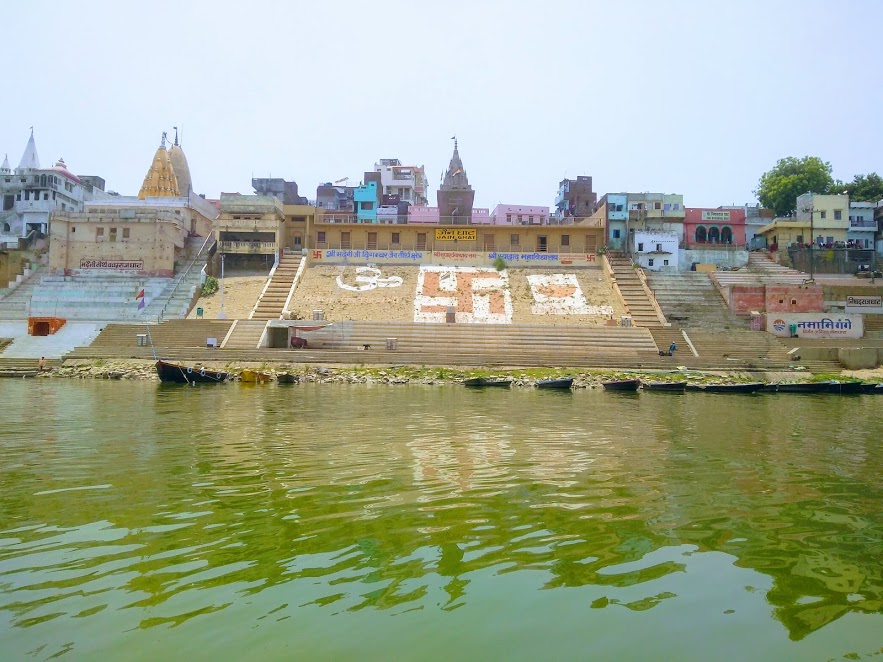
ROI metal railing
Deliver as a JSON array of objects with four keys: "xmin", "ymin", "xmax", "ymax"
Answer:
[
  {"xmin": 152, "ymin": 235, "xmax": 215, "ymax": 321},
  {"xmin": 218, "ymin": 240, "xmax": 276, "ymax": 254}
]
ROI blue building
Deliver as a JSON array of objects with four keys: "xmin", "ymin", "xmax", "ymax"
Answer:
[
  {"xmin": 602, "ymin": 193, "xmax": 628, "ymax": 251},
  {"xmin": 354, "ymin": 181, "xmax": 378, "ymax": 223}
]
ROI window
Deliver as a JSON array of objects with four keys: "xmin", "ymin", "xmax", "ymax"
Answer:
[
  {"xmin": 317, "ymin": 231, "xmax": 326, "ymax": 243},
  {"xmin": 834, "ymin": 210, "xmax": 842, "ymax": 220},
  {"xmin": 664, "ymin": 203, "xmax": 671, "ymax": 211},
  {"xmin": 820, "ymin": 211, "xmax": 826, "ymax": 219},
  {"xmin": 510, "ymin": 234, "xmax": 519, "ymax": 246},
  {"xmin": 561, "ymin": 234, "xmax": 570, "ymax": 246},
  {"xmin": 109, "ymin": 227, "xmax": 117, "ymax": 242},
  {"xmin": 638, "ymin": 242, "xmax": 644, "ymax": 251},
  {"xmin": 71, "ymin": 226, "xmax": 76, "ymax": 233},
  {"xmin": 416, "ymin": 233, "xmax": 427, "ymax": 250},
  {"xmin": 663, "ymin": 259, "xmax": 669, "ymax": 266},
  {"xmin": 506, "ymin": 214, "xmax": 512, "ymax": 223},
  {"xmin": 96, "ymin": 227, "xmax": 104, "ymax": 237},
  {"xmin": 391, "ymin": 232, "xmax": 400, "ymax": 244},
  {"xmin": 517, "ymin": 215, "xmax": 523, "ymax": 223},
  {"xmin": 673, "ymin": 203, "xmax": 680, "ymax": 210},
  {"xmin": 367, "ymin": 232, "xmax": 377, "ymax": 249},
  {"xmin": 360, "ymin": 201, "xmax": 373, "ymax": 211},
  {"xmin": 826, "ymin": 236, "xmax": 833, "ymax": 244},
  {"xmin": 648, "ymin": 258, "xmax": 655, "ymax": 266},
  {"xmin": 612, "ymin": 229, "xmax": 621, "ymax": 239},
  {"xmin": 43, "ymin": 193, "xmax": 48, "ymax": 200},
  {"xmin": 656, "ymin": 243, "xmax": 662, "ymax": 252},
  {"xmin": 654, "ymin": 202, "xmax": 661, "ymax": 209},
  {"xmin": 340, "ymin": 232, "xmax": 351, "ymax": 249},
  {"xmin": 122, "ymin": 228, "xmax": 130, "ymax": 239},
  {"xmin": 528, "ymin": 215, "xmax": 534, "ymax": 224}
]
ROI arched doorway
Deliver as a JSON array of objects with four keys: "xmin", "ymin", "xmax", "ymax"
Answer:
[
  {"xmin": 708, "ymin": 226, "xmax": 720, "ymax": 243},
  {"xmin": 721, "ymin": 226, "xmax": 733, "ymax": 244},
  {"xmin": 695, "ymin": 226, "xmax": 707, "ymax": 243}
]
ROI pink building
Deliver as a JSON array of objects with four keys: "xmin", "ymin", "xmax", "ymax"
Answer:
[
  {"xmin": 490, "ymin": 205, "xmax": 550, "ymax": 225},
  {"xmin": 407, "ymin": 205, "xmax": 491, "ymax": 224},
  {"xmin": 684, "ymin": 207, "xmax": 747, "ymax": 247}
]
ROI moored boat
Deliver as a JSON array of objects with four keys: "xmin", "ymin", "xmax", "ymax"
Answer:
[
  {"xmin": 276, "ymin": 372, "xmax": 298, "ymax": 384},
  {"xmin": 823, "ymin": 381, "xmax": 864, "ymax": 395},
  {"xmin": 686, "ymin": 383, "xmax": 765, "ymax": 394},
  {"xmin": 860, "ymin": 383, "xmax": 883, "ymax": 394},
  {"xmin": 240, "ymin": 369, "xmax": 273, "ymax": 384},
  {"xmin": 774, "ymin": 382, "xmax": 832, "ymax": 394},
  {"xmin": 463, "ymin": 377, "xmax": 512, "ymax": 388},
  {"xmin": 601, "ymin": 378, "xmax": 640, "ymax": 392},
  {"xmin": 536, "ymin": 378, "xmax": 574, "ymax": 390},
  {"xmin": 642, "ymin": 381, "xmax": 687, "ymax": 393},
  {"xmin": 155, "ymin": 360, "xmax": 230, "ymax": 384}
]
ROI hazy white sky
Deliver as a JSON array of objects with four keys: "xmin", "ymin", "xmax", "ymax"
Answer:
[{"xmin": 3, "ymin": 0, "xmax": 881, "ymax": 208}]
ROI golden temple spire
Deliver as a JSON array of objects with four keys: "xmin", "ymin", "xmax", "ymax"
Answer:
[{"xmin": 138, "ymin": 132, "xmax": 180, "ymax": 199}]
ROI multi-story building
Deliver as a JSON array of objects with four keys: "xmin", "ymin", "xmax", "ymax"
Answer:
[
  {"xmin": 684, "ymin": 207, "xmax": 747, "ymax": 247},
  {"xmin": 1, "ymin": 130, "xmax": 103, "ymax": 243},
  {"xmin": 214, "ymin": 194, "xmax": 285, "ymax": 266},
  {"xmin": 489, "ymin": 205, "xmax": 550, "ymax": 225},
  {"xmin": 315, "ymin": 182, "xmax": 355, "ymax": 213},
  {"xmin": 848, "ymin": 201, "xmax": 876, "ymax": 249},
  {"xmin": 554, "ymin": 176, "xmax": 597, "ymax": 219},
  {"xmin": 374, "ymin": 159, "xmax": 428, "ymax": 206},
  {"xmin": 354, "ymin": 181, "xmax": 378, "ymax": 223},
  {"xmin": 252, "ymin": 178, "xmax": 308, "ymax": 205},
  {"xmin": 758, "ymin": 193, "xmax": 850, "ymax": 248},
  {"xmin": 598, "ymin": 193, "xmax": 627, "ymax": 251}
]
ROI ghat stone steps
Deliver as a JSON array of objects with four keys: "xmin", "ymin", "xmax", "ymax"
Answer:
[
  {"xmin": 250, "ymin": 254, "xmax": 302, "ymax": 320},
  {"xmin": 222, "ymin": 320, "xmax": 269, "ymax": 349},
  {"xmin": 647, "ymin": 271, "xmax": 747, "ymax": 330},
  {"xmin": 606, "ymin": 257, "xmax": 665, "ymax": 328}
]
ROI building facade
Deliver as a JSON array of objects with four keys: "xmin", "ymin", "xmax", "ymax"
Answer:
[
  {"xmin": 489, "ymin": 205, "xmax": 550, "ymax": 225},
  {"xmin": 354, "ymin": 181, "xmax": 378, "ymax": 223},
  {"xmin": 214, "ymin": 194, "xmax": 285, "ymax": 263},
  {"xmin": 848, "ymin": 201, "xmax": 876, "ymax": 249},
  {"xmin": 599, "ymin": 193, "xmax": 627, "ymax": 251},
  {"xmin": 684, "ymin": 207, "xmax": 747, "ymax": 247},
  {"xmin": 252, "ymin": 178, "xmax": 308, "ymax": 205},
  {"xmin": 554, "ymin": 176, "xmax": 597, "ymax": 219},
  {"xmin": 373, "ymin": 159, "xmax": 428, "ymax": 206},
  {"xmin": 1, "ymin": 131, "xmax": 102, "ymax": 243},
  {"xmin": 632, "ymin": 230, "xmax": 679, "ymax": 271}
]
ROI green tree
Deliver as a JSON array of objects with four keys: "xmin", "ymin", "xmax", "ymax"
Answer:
[
  {"xmin": 755, "ymin": 156, "xmax": 834, "ymax": 217},
  {"xmin": 844, "ymin": 172, "xmax": 883, "ymax": 202}
]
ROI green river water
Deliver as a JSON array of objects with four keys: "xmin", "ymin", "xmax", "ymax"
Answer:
[{"xmin": 0, "ymin": 380, "xmax": 881, "ymax": 661}]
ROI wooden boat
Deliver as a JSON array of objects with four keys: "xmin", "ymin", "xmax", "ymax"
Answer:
[
  {"xmin": 861, "ymin": 383, "xmax": 883, "ymax": 394},
  {"xmin": 685, "ymin": 382, "xmax": 765, "ymax": 394},
  {"xmin": 823, "ymin": 381, "xmax": 864, "ymax": 395},
  {"xmin": 463, "ymin": 377, "xmax": 512, "ymax": 388},
  {"xmin": 536, "ymin": 378, "xmax": 574, "ymax": 390},
  {"xmin": 276, "ymin": 372, "xmax": 298, "ymax": 384},
  {"xmin": 155, "ymin": 360, "xmax": 230, "ymax": 384},
  {"xmin": 642, "ymin": 381, "xmax": 687, "ymax": 393},
  {"xmin": 774, "ymin": 382, "xmax": 832, "ymax": 394},
  {"xmin": 240, "ymin": 369, "xmax": 273, "ymax": 384},
  {"xmin": 601, "ymin": 378, "xmax": 640, "ymax": 391}
]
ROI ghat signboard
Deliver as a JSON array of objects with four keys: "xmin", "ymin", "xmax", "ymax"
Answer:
[
  {"xmin": 845, "ymin": 295, "xmax": 883, "ymax": 314},
  {"xmin": 701, "ymin": 210, "xmax": 731, "ymax": 222},
  {"xmin": 80, "ymin": 259, "xmax": 144, "ymax": 270},
  {"xmin": 767, "ymin": 313, "xmax": 863, "ymax": 338},
  {"xmin": 434, "ymin": 228, "xmax": 476, "ymax": 242}
]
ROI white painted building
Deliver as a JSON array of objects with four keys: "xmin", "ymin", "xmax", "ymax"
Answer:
[
  {"xmin": 373, "ymin": 158, "xmax": 428, "ymax": 206},
  {"xmin": 632, "ymin": 230, "xmax": 679, "ymax": 271},
  {"xmin": 848, "ymin": 201, "xmax": 876, "ymax": 249},
  {"xmin": 1, "ymin": 131, "xmax": 105, "ymax": 244}
]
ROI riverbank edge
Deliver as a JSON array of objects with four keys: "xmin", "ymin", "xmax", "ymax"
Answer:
[{"xmin": 15, "ymin": 358, "xmax": 847, "ymax": 387}]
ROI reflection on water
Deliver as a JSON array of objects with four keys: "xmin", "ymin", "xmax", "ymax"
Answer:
[{"xmin": 0, "ymin": 381, "xmax": 881, "ymax": 660}]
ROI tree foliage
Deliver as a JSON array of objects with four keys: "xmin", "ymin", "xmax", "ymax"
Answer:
[
  {"xmin": 755, "ymin": 156, "xmax": 834, "ymax": 217},
  {"xmin": 843, "ymin": 172, "xmax": 883, "ymax": 202}
]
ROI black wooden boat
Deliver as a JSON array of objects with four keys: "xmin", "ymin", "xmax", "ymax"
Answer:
[
  {"xmin": 464, "ymin": 377, "xmax": 512, "ymax": 388},
  {"xmin": 642, "ymin": 381, "xmax": 687, "ymax": 393},
  {"xmin": 537, "ymin": 378, "xmax": 574, "ymax": 390},
  {"xmin": 774, "ymin": 382, "xmax": 832, "ymax": 394},
  {"xmin": 823, "ymin": 381, "xmax": 864, "ymax": 395},
  {"xmin": 276, "ymin": 372, "xmax": 298, "ymax": 384},
  {"xmin": 155, "ymin": 360, "xmax": 230, "ymax": 384},
  {"xmin": 861, "ymin": 383, "xmax": 883, "ymax": 394},
  {"xmin": 601, "ymin": 378, "xmax": 640, "ymax": 391},
  {"xmin": 685, "ymin": 382, "xmax": 765, "ymax": 394}
]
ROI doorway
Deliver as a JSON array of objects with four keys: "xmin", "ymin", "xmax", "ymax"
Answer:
[
  {"xmin": 33, "ymin": 321, "xmax": 51, "ymax": 336},
  {"xmin": 537, "ymin": 235, "xmax": 547, "ymax": 253}
]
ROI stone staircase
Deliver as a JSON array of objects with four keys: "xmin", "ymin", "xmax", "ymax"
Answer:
[
  {"xmin": 864, "ymin": 315, "xmax": 883, "ymax": 337},
  {"xmin": 686, "ymin": 329, "xmax": 838, "ymax": 371},
  {"xmin": 0, "ymin": 266, "xmax": 45, "ymax": 320},
  {"xmin": 647, "ymin": 271, "xmax": 747, "ymax": 330},
  {"xmin": 147, "ymin": 236, "xmax": 214, "ymax": 320},
  {"xmin": 712, "ymin": 253, "xmax": 809, "ymax": 288},
  {"xmin": 221, "ymin": 320, "xmax": 268, "ymax": 349},
  {"xmin": 606, "ymin": 256, "xmax": 664, "ymax": 328},
  {"xmin": 65, "ymin": 319, "xmax": 234, "ymax": 359},
  {"xmin": 748, "ymin": 252, "xmax": 804, "ymax": 276},
  {"xmin": 648, "ymin": 327, "xmax": 694, "ymax": 356},
  {"xmin": 250, "ymin": 253, "xmax": 302, "ymax": 320}
]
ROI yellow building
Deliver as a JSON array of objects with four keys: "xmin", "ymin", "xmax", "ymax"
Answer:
[{"xmin": 758, "ymin": 193, "xmax": 850, "ymax": 248}]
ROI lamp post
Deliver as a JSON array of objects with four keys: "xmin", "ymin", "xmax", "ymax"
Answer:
[
  {"xmin": 800, "ymin": 204, "xmax": 815, "ymax": 283},
  {"xmin": 217, "ymin": 253, "xmax": 227, "ymax": 319}
]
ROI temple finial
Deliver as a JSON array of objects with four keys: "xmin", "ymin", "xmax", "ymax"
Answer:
[
  {"xmin": 173, "ymin": 126, "xmax": 179, "ymax": 146},
  {"xmin": 160, "ymin": 131, "xmax": 168, "ymax": 149}
]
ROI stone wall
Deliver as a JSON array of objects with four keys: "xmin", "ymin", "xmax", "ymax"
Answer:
[{"xmin": 680, "ymin": 248, "xmax": 749, "ymax": 271}]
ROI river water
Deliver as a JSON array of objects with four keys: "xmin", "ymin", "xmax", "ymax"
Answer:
[{"xmin": 0, "ymin": 380, "xmax": 881, "ymax": 660}]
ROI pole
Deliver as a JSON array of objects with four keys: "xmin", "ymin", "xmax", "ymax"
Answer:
[
  {"xmin": 809, "ymin": 206, "xmax": 814, "ymax": 282},
  {"xmin": 217, "ymin": 253, "xmax": 227, "ymax": 319}
]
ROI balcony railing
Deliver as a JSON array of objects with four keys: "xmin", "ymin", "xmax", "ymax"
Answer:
[
  {"xmin": 219, "ymin": 240, "xmax": 276, "ymax": 254},
  {"xmin": 315, "ymin": 215, "xmax": 604, "ymax": 228},
  {"xmin": 849, "ymin": 220, "xmax": 877, "ymax": 228}
]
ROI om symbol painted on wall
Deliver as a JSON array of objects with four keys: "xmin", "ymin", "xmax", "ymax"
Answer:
[{"xmin": 336, "ymin": 266, "xmax": 404, "ymax": 292}]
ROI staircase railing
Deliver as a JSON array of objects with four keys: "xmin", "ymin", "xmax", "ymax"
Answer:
[{"xmin": 150, "ymin": 235, "xmax": 215, "ymax": 322}]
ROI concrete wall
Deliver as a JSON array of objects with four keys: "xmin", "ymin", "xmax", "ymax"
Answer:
[
  {"xmin": 729, "ymin": 284, "xmax": 824, "ymax": 315},
  {"xmin": 767, "ymin": 312, "xmax": 863, "ymax": 338},
  {"xmin": 729, "ymin": 286, "xmax": 765, "ymax": 314},
  {"xmin": 680, "ymin": 248, "xmax": 749, "ymax": 271}
]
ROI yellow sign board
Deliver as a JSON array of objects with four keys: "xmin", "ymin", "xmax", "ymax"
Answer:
[{"xmin": 435, "ymin": 228, "xmax": 477, "ymax": 241}]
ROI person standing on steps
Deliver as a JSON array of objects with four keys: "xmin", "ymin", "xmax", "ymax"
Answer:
[
  {"xmin": 669, "ymin": 341, "xmax": 677, "ymax": 357},
  {"xmin": 38, "ymin": 356, "xmax": 46, "ymax": 371}
]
